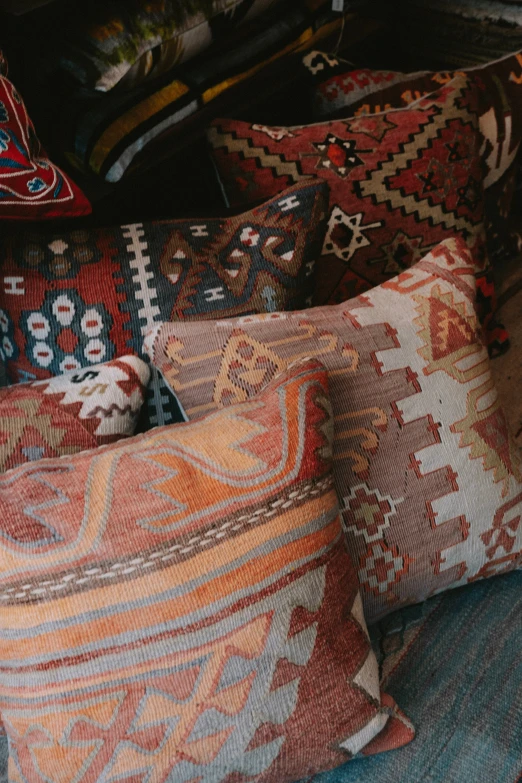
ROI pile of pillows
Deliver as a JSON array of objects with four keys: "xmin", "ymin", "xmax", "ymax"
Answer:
[
  {"xmin": 0, "ymin": 36, "xmax": 521, "ymax": 783},
  {"xmin": 23, "ymin": 0, "xmax": 357, "ymax": 183}
]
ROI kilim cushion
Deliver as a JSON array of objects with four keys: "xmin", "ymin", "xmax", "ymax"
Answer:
[
  {"xmin": 0, "ymin": 52, "xmax": 91, "ymax": 221},
  {"xmin": 207, "ymin": 74, "xmax": 494, "ymax": 338},
  {"xmin": 0, "ymin": 358, "xmax": 414, "ymax": 782},
  {"xmin": 146, "ymin": 237, "xmax": 522, "ymax": 623},
  {"xmin": 0, "ymin": 355, "xmax": 149, "ymax": 472},
  {"xmin": 0, "ymin": 179, "xmax": 327, "ymax": 427},
  {"xmin": 302, "ymin": 49, "xmax": 522, "ymax": 267}
]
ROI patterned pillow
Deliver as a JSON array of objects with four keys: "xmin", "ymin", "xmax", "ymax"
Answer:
[
  {"xmin": 0, "ymin": 359, "xmax": 413, "ymax": 782},
  {"xmin": 0, "ymin": 53, "xmax": 91, "ymax": 221},
  {"xmin": 207, "ymin": 74, "xmax": 498, "ymax": 346},
  {"xmin": 302, "ymin": 50, "xmax": 522, "ymax": 265},
  {"xmin": 0, "ymin": 356, "xmax": 149, "ymax": 472},
  {"xmin": 146, "ymin": 238, "xmax": 522, "ymax": 623},
  {"xmin": 37, "ymin": 0, "xmax": 286, "ymax": 93},
  {"xmin": 54, "ymin": 2, "xmax": 349, "ymax": 184},
  {"xmin": 0, "ymin": 180, "xmax": 327, "ymax": 427}
]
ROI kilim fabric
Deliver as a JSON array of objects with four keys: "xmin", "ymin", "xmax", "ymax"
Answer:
[
  {"xmin": 309, "ymin": 569, "xmax": 522, "ymax": 783},
  {"xmin": 0, "ymin": 356, "xmax": 149, "ymax": 472},
  {"xmin": 0, "ymin": 180, "xmax": 326, "ymax": 427},
  {"xmin": 299, "ymin": 53, "xmax": 522, "ymax": 356},
  {"xmin": 302, "ymin": 50, "xmax": 522, "ymax": 286},
  {"xmin": 0, "ymin": 564, "xmax": 518, "ymax": 781},
  {"xmin": 0, "ymin": 53, "xmax": 91, "ymax": 221},
  {"xmin": 34, "ymin": 0, "xmax": 287, "ymax": 93},
  {"xmin": 0, "ymin": 359, "xmax": 414, "ymax": 782},
  {"xmin": 52, "ymin": 2, "xmax": 356, "ymax": 183},
  {"xmin": 207, "ymin": 74, "xmax": 490, "ymax": 322},
  {"xmin": 147, "ymin": 237, "xmax": 522, "ymax": 623}
]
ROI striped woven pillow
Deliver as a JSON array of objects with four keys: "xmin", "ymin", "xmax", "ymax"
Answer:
[{"xmin": 0, "ymin": 358, "xmax": 413, "ymax": 781}]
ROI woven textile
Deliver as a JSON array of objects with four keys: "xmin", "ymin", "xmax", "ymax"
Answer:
[
  {"xmin": 147, "ymin": 238, "xmax": 522, "ymax": 622},
  {"xmin": 0, "ymin": 54, "xmax": 90, "ymax": 221},
  {"xmin": 0, "ymin": 356, "xmax": 149, "ymax": 472},
  {"xmin": 0, "ymin": 180, "xmax": 326, "ymax": 427},
  {"xmin": 309, "ymin": 570, "xmax": 522, "ymax": 783},
  {"xmin": 299, "ymin": 52, "xmax": 522, "ymax": 355},
  {"xmin": 0, "ymin": 566, "xmax": 518, "ymax": 781},
  {"xmin": 208, "ymin": 74, "xmax": 489, "ymax": 316},
  {"xmin": 35, "ymin": 0, "xmax": 286, "ymax": 93},
  {"xmin": 302, "ymin": 50, "xmax": 522, "ymax": 264},
  {"xmin": 0, "ymin": 359, "xmax": 413, "ymax": 782},
  {"xmin": 56, "ymin": 2, "xmax": 354, "ymax": 182}
]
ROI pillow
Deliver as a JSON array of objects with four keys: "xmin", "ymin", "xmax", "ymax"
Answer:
[
  {"xmin": 0, "ymin": 180, "xmax": 327, "ymax": 427},
  {"xmin": 46, "ymin": 0, "xmax": 281, "ymax": 92},
  {"xmin": 0, "ymin": 359, "xmax": 413, "ymax": 782},
  {"xmin": 37, "ymin": 0, "xmax": 286, "ymax": 93},
  {"xmin": 56, "ymin": 2, "xmax": 349, "ymax": 183},
  {"xmin": 0, "ymin": 54, "xmax": 91, "ymax": 221},
  {"xmin": 146, "ymin": 237, "xmax": 522, "ymax": 623},
  {"xmin": 0, "ymin": 355, "xmax": 149, "ymax": 472},
  {"xmin": 302, "ymin": 49, "xmax": 522, "ymax": 264},
  {"xmin": 207, "ymin": 74, "xmax": 491, "ymax": 328}
]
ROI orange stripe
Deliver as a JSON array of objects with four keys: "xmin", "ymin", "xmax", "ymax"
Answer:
[{"xmin": 0, "ymin": 497, "xmax": 339, "ymax": 661}]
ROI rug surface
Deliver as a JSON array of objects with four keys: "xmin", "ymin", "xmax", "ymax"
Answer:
[{"xmin": 306, "ymin": 568, "xmax": 522, "ymax": 782}]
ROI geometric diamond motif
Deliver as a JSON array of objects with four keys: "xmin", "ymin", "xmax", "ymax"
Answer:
[
  {"xmin": 358, "ymin": 541, "xmax": 412, "ymax": 597},
  {"xmin": 313, "ymin": 134, "xmax": 366, "ymax": 178},
  {"xmin": 342, "ymin": 483, "xmax": 403, "ymax": 544}
]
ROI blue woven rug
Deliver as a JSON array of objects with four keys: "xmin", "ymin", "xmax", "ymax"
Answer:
[{"xmin": 310, "ymin": 570, "xmax": 522, "ymax": 782}]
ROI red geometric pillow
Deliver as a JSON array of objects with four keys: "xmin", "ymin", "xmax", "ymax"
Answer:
[
  {"xmin": 0, "ymin": 54, "xmax": 91, "ymax": 220},
  {"xmin": 207, "ymin": 73, "xmax": 489, "ymax": 316}
]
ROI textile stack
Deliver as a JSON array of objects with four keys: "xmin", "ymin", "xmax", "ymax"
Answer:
[{"xmin": 0, "ymin": 2, "xmax": 520, "ymax": 782}]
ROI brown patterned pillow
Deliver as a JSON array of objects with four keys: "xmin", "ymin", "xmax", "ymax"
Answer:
[
  {"xmin": 301, "ymin": 49, "xmax": 522, "ymax": 267},
  {"xmin": 146, "ymin": 238, "xmax": 522, "ymax": 622}
]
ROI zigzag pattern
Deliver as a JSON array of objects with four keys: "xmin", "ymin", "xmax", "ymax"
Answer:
[
  {"xmin": 0, "ymin": 360, "xmax": 407, "ymax": 781},
  {"xmin": 208, "ymin": 73, "xmax": 487, "ymax": 308}
]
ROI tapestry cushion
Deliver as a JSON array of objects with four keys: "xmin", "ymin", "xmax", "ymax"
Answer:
[
  {"xmin": 0, "ymin": 356, "xmax": 149, "ymax": 472},
  {"xmin": 0, "ymin": 54, "xmax": 91, "ymax": 221},
  {"xmin": 54, "ymin": 2, "xmax": 351, "ymax": 183},
  {"xmin": 0, "ymin": 358, "xmax": 413, "ymax": 782},
  {"xmin": 146, "ymin": 237, "xmax": 522, "ymax": 623},
  {"xmin": 302, "ymin": 50, "xmax": 522, "ymax": 265},
  {"xmin": 36, "ymin": 0, "xmax": 287, "ymax": 93},
  {"xmin": 207, "ymin": 74, "xmax": 491, "ymax": 330},
  {"xmin": 0, "ymin": 180, "xmax": 327, "ymax": 427}
]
